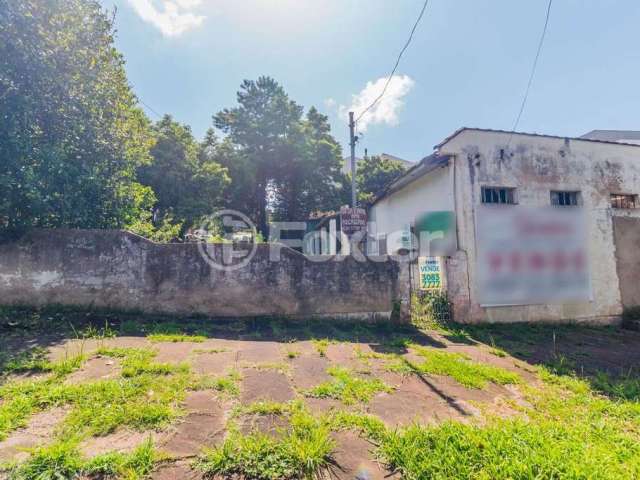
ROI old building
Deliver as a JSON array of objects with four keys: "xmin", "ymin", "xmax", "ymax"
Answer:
[{"xmin": 368, "ymin": 127, "xmax": 640, "ymax": 325}]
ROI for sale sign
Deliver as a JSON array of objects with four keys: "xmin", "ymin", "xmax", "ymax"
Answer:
[
  {"xmin": 419, "ymin": 257, "xmax": 443, "ymax": 291},
  {"xmin": 476, "ymin": 206, "xmax": 591, "ymax": 306},
  {"xmin": 340, "ymin": 207, "xmax": 367, "ymax": 236}
]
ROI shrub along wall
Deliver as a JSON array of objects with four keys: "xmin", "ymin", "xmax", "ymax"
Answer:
[{"xmin": 0, "ymin": 230, "xmax": 410, "ymax": 321}]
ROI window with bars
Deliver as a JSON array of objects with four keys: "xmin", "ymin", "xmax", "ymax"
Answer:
[
  {"xmin": 481, "ymin": 187, "xmax": 516, "ymax": 205},
  {"xmin": 551, "ymin": 191, "xmax": 580, "ymax": 207},
  {"xmin": 611, "ymin": 193, "xmax": 638, "ymax": 209}
]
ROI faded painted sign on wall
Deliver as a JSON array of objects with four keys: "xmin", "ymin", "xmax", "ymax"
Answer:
[
  {"xmin": 419, "ymin": 256, "xmax": 443, "ymax": 291},
  {"xmin": 415, "ymin": 211, "xmax": 456, "ymax": 256},
  {"xmin": 476, "ymin": 206, "xmax": 591, "ymax": 306}
]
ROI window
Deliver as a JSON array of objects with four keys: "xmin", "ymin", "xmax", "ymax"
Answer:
[
  {"xmin": 611, "ymin": 194, "xmax": 638, "ymax": 209},
  {"xmin": 551, "ymin": 191, "xmax": 580, "ymax": 207},
  {"xmin": 481, "ymin": 187, "xmax": 516, "ymax": 205}
]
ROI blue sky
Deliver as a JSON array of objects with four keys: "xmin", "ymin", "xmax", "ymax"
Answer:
[{"xmin": 101, "ymin": 0, "xmax": 640, "ymax": 162}]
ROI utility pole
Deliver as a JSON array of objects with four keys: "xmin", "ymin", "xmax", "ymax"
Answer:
[{"xmin": 349, "ymin": 111, "xmax": 357, "ymax": 207}]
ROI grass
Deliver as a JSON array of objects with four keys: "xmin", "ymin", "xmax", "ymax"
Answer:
[
  {"xmin": 0, "ymin": 347, "xmax": 189, "ymax": 441},
  {"xmin": 191, "ymin": 370, "xmax": 242, "ymax": 397},
  {"xmin": 378, "ymin": 371, "xmax": 640, "ymax": 480},
  {"xmin": 285, "ymin": 349, "xmax": 300, "ymax": 359},
  {"xmin": 8, "ymin": 437, "xmax": 160, "ymax": 480},
  {"xmin": 148, "ymin": 332, "xmax": 206, "ymax": 343},
  {"xmin": 197, "ymin": 406, "xmax": 335, "ymax": 480},
  {"xmin": 0, "ymin": 346, "xmax": 85, "ymax": 378},
  {"xmin": 305, "ymin": 366, "xmax": 392, "ymax": 405},
  {"xmin": 311, "ymin": 338, "xmax": 331, "ymax": 357},
  {"xmin": 410, "ymin": 345, "xmax": 521, "ymax": 389}
]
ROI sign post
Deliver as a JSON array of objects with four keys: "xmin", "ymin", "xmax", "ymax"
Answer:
[{"xmin": 340, "ymin": 206, "xmax": 367, "ymax": 236}]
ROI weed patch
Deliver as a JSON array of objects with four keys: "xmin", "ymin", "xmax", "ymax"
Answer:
[
  {"xmin": 9, "ymin": 437, "xmax": 160, "ymax": 480},
  {"xmin": 148, "ymin": 332, "xmax": 206, "ymax": 343},
  {"xmin": 0, "ymin": 347, "xmax": 188, "ymax": 441},
  {"xmin": 410, "ymin": 346, "xmax": 520, "ymax": 389},
  {"xmin": 191, "ymin": 370, "xmax": 241, "ymax": 397},
  {"xmin": 197, "ymin": 407, "xmax": 334, "ymax": 480},
  {"xmin": 305, "ymin": 366, "xmax": 392, "ymax": 405}
]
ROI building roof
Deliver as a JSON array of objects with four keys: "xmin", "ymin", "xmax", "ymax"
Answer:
[
  {"xmin": 372, "ymin": 126, "xmax": 640, "ymax": 207},
  {"xmin": 580, "ymin": 130, "xmax": 640, "ymax": 144},
  {"xmin": 434, "ymin": 127, "xmax": 640, "ymax": 150},
  {"xmin": 370, "ymin": 153, "xmax": 451, "ymax": 206}
]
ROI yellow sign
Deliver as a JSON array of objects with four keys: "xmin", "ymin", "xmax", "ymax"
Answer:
[{"xmin": 419, "ymin": 257, "xmax": 443, "ymax": 291}]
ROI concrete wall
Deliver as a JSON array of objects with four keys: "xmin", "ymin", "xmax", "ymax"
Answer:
[
  {"xmin": 612, "ymin": 216, "xmax": 640, "ymax": 309},
  {"xmin": 440, "ymin": 129, "xmax": 640, "ymax": 325},
  {"xmin": 0, "ymin": 229, "xmax": 410, "ymax": 321}
]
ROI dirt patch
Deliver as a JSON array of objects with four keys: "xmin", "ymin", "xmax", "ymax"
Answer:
[
  {"xmin": 161, "ymin": 413, "xmax": 225, "ymax": 458},
  {"xmin": 152, "ymin": 342, "xmax": 198, "ymax": 364},
  {"xmin": 183, "ymin": 391, "xmax": 222, "ymax": 415},
  {"xmin": 192, "ymin": 350, "xmax": 238, "ymax": 376},
  {"xmin": 81, "ymin": 429, "xmax": 166, "ymax": 458},
  {"xmin": 290, "ymin": 355, "xmax": 331, "ymax": 389},
  {"xmin": 303, "ymin": 397, "xmax": 344, "ymax": 415},
  {"xmin": 0, "ymin": 407, "xmax": 68, "ymax": 463},
  {"xmin": 325, "ymin": 343, "xmax": 361, "ymax": 369},
  {"xmin": 161, "ymin": 391, "xmax": 226, "ymax": 458},
  {"xmin": 330, "ymin": 431, "xmax": 396, "ymax": 480},
  {"xmin": 240, "ymin": 370, "xmax": 295, "ymax": 404},
  {"xmin": 152, "ymin": 461, "xmax": 204, "ymax": 480},
  {"xmin": 368, "ymin": 375, "xmax": 467, "ymax": 426},
  {"xmin": 237, "ymin": 341, "xmax": 284, "ymax": 364},
  {"xmin": 64, "ymin": 356, "xmax": 120, "ymax": 385}
]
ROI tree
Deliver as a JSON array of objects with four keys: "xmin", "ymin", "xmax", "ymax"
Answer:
[
  {"xmin": 356, "ymin": 155, "xmax": 407, "ymax": 204},
  {"xmin": 136, "ymin": 116, "xmax": 229, "ymax": 235},
  {"xmin": 214, "ymin": 77, "xmax": 345, "ymax": 234},
  {"xmin": 0, "ymin": 0, "xmax": 154, "ymax": 229}
]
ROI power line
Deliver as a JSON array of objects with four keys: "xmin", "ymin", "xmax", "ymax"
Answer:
[
  {"xmin": 510, "ymin": 0, "xmax": 553, "ymax": 137},
  {"xmin": 355, "ymin": 0, "xmax": 430, "ymax": 126},
  {"xmin": 138, "ymin": 97, "xmax": 163, "ymax": 118}
]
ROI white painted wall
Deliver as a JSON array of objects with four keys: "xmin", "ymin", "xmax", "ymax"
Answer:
[
  {"xmin": 440, "ymin": 129, "xmax": 640, "ymax": 324},
  {"xmin": 369, "ymin": 164, "xmax": 453, "ymax": 245}
]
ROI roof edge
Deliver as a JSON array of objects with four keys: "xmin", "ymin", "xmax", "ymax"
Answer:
[
  {"xmin": 434, "ymin": 127, "xmax": 640, "ymax": 150},
  {"xmin": 370, "ymin": 153, "xmax": 451, "ymax": 207}
]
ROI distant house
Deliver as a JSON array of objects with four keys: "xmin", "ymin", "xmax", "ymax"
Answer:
[
  {"xmin": 368, "ymin": 127, "xmax": 640, "ymax": 325},
  {"xmin": 340, "ymin": 153, "xmax": 413, "ymax": 175}
]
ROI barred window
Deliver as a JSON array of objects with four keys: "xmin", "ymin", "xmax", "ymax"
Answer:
[
  {"xmin": 481, "ymin": 187, "xmax": 516, "ymax": 205},
  {"xmin": 611, "ymin": 194, "xmax": 638, "ymax": 209},
  {"xmin": 551, "ymin": 191, "xmax": 580, "ymax": 207}
]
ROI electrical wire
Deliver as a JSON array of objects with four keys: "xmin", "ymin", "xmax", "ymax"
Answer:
[
  {"xmin": 138, "ymin": 98, "xmax": 163, "ymax": 118},
  {"xmin": 355, "ymin": 0, "xmax": 430, "ymax": 126},
  {"xmin": 509, "ymin": 0, "xmax": 554, "ymax": 139}
]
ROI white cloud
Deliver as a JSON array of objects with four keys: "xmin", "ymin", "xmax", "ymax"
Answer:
[
  {"xmin": 126, "ymin": 0, "xmax": 205, "ymax": 37},
  {"xmin": 324, "ymin": 98, "xmax": 336, "ymax": 109},
  {"xmin": 338, "ymin": 75, "xmax": 415, "ymax": 132}
]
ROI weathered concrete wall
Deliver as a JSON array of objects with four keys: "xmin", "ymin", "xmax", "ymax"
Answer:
[
  {"xmin": 612, "ymin": 216, "xmax": 640, "ymax": 309},
  {"xmin": 0, "ymin": 229, "xmax": 410, "ymax": 321},
  {"xmin": 440, "ymin": 129, "xmax": 640, "ymax": 325}
]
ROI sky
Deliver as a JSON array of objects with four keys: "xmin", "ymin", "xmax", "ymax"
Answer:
[{"xmin": 100, "ymin": 0, "xmax": 640, "ymax": 162}]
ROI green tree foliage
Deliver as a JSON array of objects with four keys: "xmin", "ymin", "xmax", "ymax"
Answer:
[
  {"xmin": 0, "ymin": 0, "xmax": 154, "ymax": 229},
  {"xmin": 136, "ymin": 116, "xmax": 229, "ymax": 236},
  {"xmin": 356, "ymin": 155, "xmax": 407, "ymax": 204},
  {"xmin": 214, "ymin": 77, "xmax": 345, "ymax": 234}
]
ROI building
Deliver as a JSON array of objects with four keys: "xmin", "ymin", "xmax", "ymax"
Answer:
[{"xmin": 368, "ymin": 127, "xmax": 640, "ymax": 325}]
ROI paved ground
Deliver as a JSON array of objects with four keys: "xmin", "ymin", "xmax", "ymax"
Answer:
[{"xmin": 1, "ymin": 314, "xmax": 639, "ymax": 479}]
